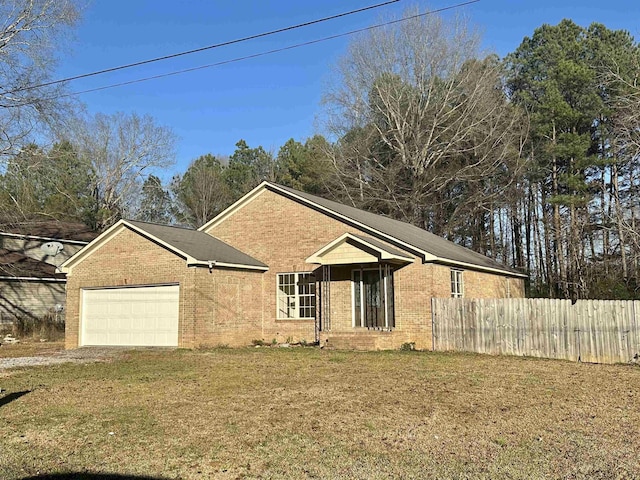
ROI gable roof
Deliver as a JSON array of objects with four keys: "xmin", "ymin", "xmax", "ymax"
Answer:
[
  {"xmin": 126, "ymin": 220, "xmax": 267, "ymax": 269},
  {"xmin": 200, "ymin": 182, "xmax": 525, "ymax": 278},
  {"xmin": 61, "ymin": 219, "xmax": 268, "ymax": 273},
  {"xmin": 306, "ymin": 233, "xmax": 415, "ymax": 265}
]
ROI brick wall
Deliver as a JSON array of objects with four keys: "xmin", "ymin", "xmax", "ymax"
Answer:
[
  {"xmin": 430, "ymin": 264, "xmax": 525, "ymax": 299},
  {"xmin": 65, "ymin": 226, "xmax": 265, "ymax": 349},
  {"xmin": 193, "ymin": 267, "xmax": 264, "ymax": 347},
  {"xmin": 64, "ymin": 227, "xmax": 192, "ymax": 349},
  {"xmin": 205, "ymin": 189, "xmax": 455, "ymax": 350}
]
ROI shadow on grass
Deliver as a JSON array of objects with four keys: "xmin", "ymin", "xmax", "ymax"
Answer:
[
  {"xmin": 0, "ymin": 390, "xmax": 30, "ymax": 409},
  {"xmin": 22, "ymin": 475, "xmax": 170, "ymax": 480}
]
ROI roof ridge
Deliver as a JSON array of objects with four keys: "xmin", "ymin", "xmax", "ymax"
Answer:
[
  {"xmin": 125, "ymin": 219, "xmax": 196, "ymax": 231},
  {"xmin": 263, "ymin": 182, "xmax": 524, "ymax": 277}
]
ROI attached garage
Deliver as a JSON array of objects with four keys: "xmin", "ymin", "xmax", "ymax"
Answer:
[
  {"xmin": 81, "ymin": 285, "xmax": 179, "ymax": 347},
  {"xmin": 62, "ymin": 219, "xmax": 268, "ymax": 349}
]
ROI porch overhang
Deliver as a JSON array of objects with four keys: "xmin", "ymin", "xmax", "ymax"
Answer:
[{"xmin": 306, "ymin": 233, "xmax": 414, "ymax": 266}]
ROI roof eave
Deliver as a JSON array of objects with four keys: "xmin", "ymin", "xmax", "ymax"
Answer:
[
  {"xmin": 0, "ymin": 275, "xmax": 66, "ymax": 282},
  {"xmin": 428, "ymin": 257, "xmax": 527, "ymax": 278},
  {"xmin": 305, "ymin": 232, "xmax": 415, "ymax": 265},
  {"xmin": 187, "ymin": 259, "xmax": 268, "ymax": 271},
  {"xmin": 61, "ymin": 220, "xmax": 190, "ymax": 274},
  {"xmin": 0, "ymin": 231, "xmax": 90, "ymax": 245}
]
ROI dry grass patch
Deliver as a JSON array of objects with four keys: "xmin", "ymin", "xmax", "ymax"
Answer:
[
  {"xmin": 0, "ymin": 340, "xmax": 64, "ymax": 359},
  {"xmin": 0, "ymin": 348, "xmax": 639, "ymax": 479}
]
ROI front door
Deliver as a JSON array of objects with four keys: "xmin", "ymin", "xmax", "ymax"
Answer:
[{"xmin": 353, "ymin": 268, "xmax": 394, "ymax": 329}]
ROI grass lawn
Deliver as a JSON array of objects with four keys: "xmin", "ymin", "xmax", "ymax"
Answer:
[{"xmin": 1, "ymin": 347, "xmax": 639, "ymax": 479}]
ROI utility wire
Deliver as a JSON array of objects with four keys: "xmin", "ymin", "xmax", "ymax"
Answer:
[
  {"xmin": 48, "ymin": 0, "xmax": 479, "ymax": 101},
  {"xmin": 4, "ymin": 0, "xmax": 400, "ymax": 95}
]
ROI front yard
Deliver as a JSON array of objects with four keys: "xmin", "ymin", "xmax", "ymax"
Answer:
[{"xmin": 0, "ymin": 346, "xmax": 638, "ymax": 479}]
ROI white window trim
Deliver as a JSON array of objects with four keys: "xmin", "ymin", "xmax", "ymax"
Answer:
[
  {"xmin": 276, "ymin": 272, "xmax": 315, "ymax": 320},
  {"xmin": 451, "ymin": 269, "xmax": 464, "ymax": 298}
]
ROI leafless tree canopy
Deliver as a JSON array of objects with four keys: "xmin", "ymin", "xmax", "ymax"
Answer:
[
  {"xmin": 322, "ymin": 8, "xmax": 527, "ymax": 247},
  {"xmin": 68, "ymin": 112, "xmax": 177, "ymax": 230},
  {"xmin": 0, "ymin": 0, "xmax": 81, "ymax": 159}
]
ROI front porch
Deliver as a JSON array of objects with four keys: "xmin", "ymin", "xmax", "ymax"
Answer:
[{"xmin": 306, "ymin": 233, "xmax": 416, "ymax": 348}]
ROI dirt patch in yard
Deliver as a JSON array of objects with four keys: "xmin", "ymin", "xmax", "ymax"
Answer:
[
  {"xmin": 0, "ymin": 341, "xmax": 127, "ymax": 374},
  {"xmin": 0, "ymin": 348, "xmax": 639, "ymax": 479}
]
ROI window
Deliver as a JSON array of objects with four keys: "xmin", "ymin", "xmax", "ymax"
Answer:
[
  {"xmin": 277, "ymin": 272, "xmax": 315, "ymax": 319},
  {"xmin": 451, "ymin": 269, "xmax": 463, "ymax": 298},
  {"xmin": 352, "ymin": 266, "xmax": 394, "ymax": 329}
]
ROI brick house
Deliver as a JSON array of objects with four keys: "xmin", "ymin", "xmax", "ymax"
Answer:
[{"xmin": 62, "ymin": 182, "xmax": 525, "ymax": 350}]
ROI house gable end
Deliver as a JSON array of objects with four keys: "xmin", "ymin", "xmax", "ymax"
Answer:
[
  {"xmin": 201, "ymin": 182, "xmax": 524, "ymax": 278},
  {"xmin": 198, "ymin": 183, "xmax": 268, "ymax": 233},
  {"xmin": 312, "ymin": 240, "xmax": 378, "ymax": 265},
  {"xmin": 200, "ymin": 183, "xmax": 427, "ymax": 261},
  {"xmin": 61, "ymin": 221, "xmax": 190, "ymax": 274},
  {"xmin": 307, "ymin": 233, "xmax": 416, "ymax": 266}
]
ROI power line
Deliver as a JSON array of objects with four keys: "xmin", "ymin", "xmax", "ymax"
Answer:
[
  {"xmin": 49, "ymin": 0, "xmax": 480, "ymax": 101},
  {"xmin": 4, "ymin": 0, "xmax": 400, "ymax": 95}
]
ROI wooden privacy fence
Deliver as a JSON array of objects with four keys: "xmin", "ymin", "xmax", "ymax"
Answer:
[{"xmin": 431, "ymin": 298, "xmax": 640, "ymax": 364}]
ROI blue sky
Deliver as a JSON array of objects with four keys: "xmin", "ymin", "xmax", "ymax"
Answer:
[{"xmin": 55, "ymin": 1, "xmax": 640, "ymax": 178}]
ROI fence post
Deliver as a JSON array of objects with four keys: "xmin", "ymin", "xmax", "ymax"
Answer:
[
  {"xmin": 431, "ymin": 297, "xmax": 436, "ymax": 351},
  {"xmin": 631, "ymin": 301, "xmax": 639, "ymax": 363}
]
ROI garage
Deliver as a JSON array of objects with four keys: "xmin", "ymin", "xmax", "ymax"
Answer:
[
  {"xmin": 81, "ymin": 284, "xmax": 179, "ymax": 347},
  {"xmin": 63, "ymin": 220, "xmax": 268, "ymax": 349}
]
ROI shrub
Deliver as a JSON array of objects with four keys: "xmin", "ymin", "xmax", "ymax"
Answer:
[{"xmin": 400, "ymin": 342, "xmax": 416, "ymax": 351}]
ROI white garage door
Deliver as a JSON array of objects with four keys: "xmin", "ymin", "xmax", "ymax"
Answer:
[{"xmin": 81, "ymin": 285, "xmax": 179, "ymax": 347}]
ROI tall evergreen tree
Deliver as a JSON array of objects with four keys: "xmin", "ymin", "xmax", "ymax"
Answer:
[
  {"xmin": 275, "ymin": 136, "xmax": 332, "ymax": 195},
  {"xmin": 506, "ymin": 20, "xmax": 640, "ymax": 298},
  {"xmin": 172, "ymin": 154, "xmax": 230, "ymax": 227},
  {"xmin": 137, "ymin": 175, "xmax": 172, "ymax": 224},
  {"xmin": 225, "ymin": 140, "xmax": 276, "ymax": 201}
]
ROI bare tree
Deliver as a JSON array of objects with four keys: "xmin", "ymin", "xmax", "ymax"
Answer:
[
  {"xmin": 68, "ymin": 112, "xmax": 177, "ymax": 230},
  {"xmin": 0, "ymin": 0, "xmax": 81, "ymax": 160},
  {"xmin": 322, "ymin": 7, "xmax": 527, "ymax": 253},
  {"xmin": 604, "ymin": 61, "xmax": 640, "ymax": 285}
]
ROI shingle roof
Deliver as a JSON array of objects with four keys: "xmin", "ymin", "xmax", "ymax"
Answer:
[
  {"xmin": 349, "ymin": 234, "xmax": 415, "ymax": 260},
  {"xmin": 1, "ymin": 219, "xmax": 98, "ymax": 242},
  {"xmin": 126, "ymin": 220, "xmax": 267, "ymax": 269},
  {"xmin": 267, "ymin": 183, "xmax": 523, "ymax": 276},
  {"xmin": 0, "ymin": 249, "xmax": 65, "ymax": 279}
]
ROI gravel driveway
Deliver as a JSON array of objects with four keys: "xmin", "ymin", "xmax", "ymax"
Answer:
[{"xmin": 0, "ymin": 347, "xmax": 125, "ymax": 370}]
